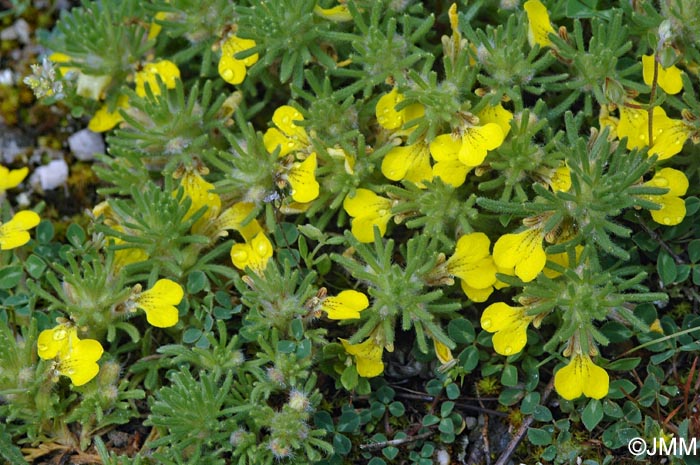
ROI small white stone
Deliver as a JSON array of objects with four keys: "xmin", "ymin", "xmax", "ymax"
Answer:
[
  {"xmin": 31, "ymin": 159, "xmax": 69, "ymax": 190},
  {"xmin": 68, "ymin": 129, "xmax": 104, "ymax": 161}
]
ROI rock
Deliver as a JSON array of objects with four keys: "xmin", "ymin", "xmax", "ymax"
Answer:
[
  {"xmin": 68, "ymin": 129, "xmax": 105, "ymax": 161},
  {"xmin": 30, "ymin": 159, "xmax": 69, "ymax": 190},
  {"xmin": 0, "ymin": 19, "xmax": 30, "ymax": 44}
]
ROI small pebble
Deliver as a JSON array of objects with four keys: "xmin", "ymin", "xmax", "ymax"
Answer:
[
  {"xmin": 30, "ymin": 159, "xmax": 69, "ymax": 190},
  {"xmin": 68, "ymin": 129, "xmax": 104, "ymax": 161}
]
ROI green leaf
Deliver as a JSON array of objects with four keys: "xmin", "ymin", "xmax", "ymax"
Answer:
[
  {"xmin": 521, "ymin": 392, "xmax": 540, "ymax": 414},
  {"xmin": 582, "ymin": 399, "xmax": 604, "ymax": 431},
  {"xmin": 445, "ymin": 383, "xmax": 460, "ymax": 400},
  {"xmin": 533, "ymin": 405, "xmax": 553, "ymax": 422},
  {"xmin": 337, "ymin": 411, "xmax": 360, "ymax": 433},
  {"xmin": 657, "ymin": 251, "xmax": 677, "ymax": 284},
  {"xmin": 501, "ymin": 365, "xmax": 518, "ymax": 387},
  {"xmin": 25, "ymin": 254, "xmax": 47, "ymax": 279},
  {"xmin": 277, "ymin": 340, "xmax": 297, "ymax": 353},
  {"xmin": 527, "ymin": 427, "xmax": 552, "ymax": 446},
  {"xmin": 448, "ymin": 318, "xmax": 475, "ymax": 344},
  {"xmin": 333, "ymin": 433, "xmax": 352, "ymax": 455},
  {"xmin": 690, "ymin": 240, "xmax": 700, "ymax": 263},
  {"xmin": 290, "ymin": 318, "xmax": 304, "ymax": 341},
  {"xmin": 498, "ymin": 388, "xmax": 525, "ymax": 406},
  {"xmin": 382, "ymin": 446, "xmax": 399, "ymax": 460},
  {"xmin": 0, "ymin": 423, "xmax": 26, "ymax": 465},
  {"xmin": 438, "ymin": 418, "xmax": 454, "ymax": 434},
  {"xmin": 565, "ymin": 0, "xmax": 598, "ymax": 17},
  {"xmin": 440, "ymin": 401, "xmax": 455, "ymax": 417},
  {"xmin": 460, "ymin": 345, "xmax": 479, "ymax": 372},
  {"xmin": 66, "ymin": 223, "xmax": 86, "ymax": 246},
  {"xmin": 314, "ymin": 411, "xmax": 335, "ymax": 432},
  {"xmin": 388, "ymin": 401, "xmax": 405, "ymax": 417},
  {"xmin": 340, "ymin": 366, "xmax": 358, "ymax": 391},
  {"xmin": 422, "ymin": 414, "xmax": 440, "ymax": 426},
  {"xmin": 0, "ymin": 266, "xmax": 23, "ymax": 290},
  {"xmin": 367, "ymin": 458, "xmax": 386, "ymax": 465},
  {"xmin": 606, "ymin": 358, "xmax": 641, "ymax": 371},
  {"xmin": 36, "ymin": 220, "xmax": 54, "ymax": 244},
  {"xmin": 182, "ymin": 328, "xmax": 202, "ymax": 344},
  {"xmin": 186, "ymin": 270, "xmax": 207, "ymax": 294}
]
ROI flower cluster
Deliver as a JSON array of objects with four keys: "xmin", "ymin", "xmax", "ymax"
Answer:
[{"xmin": 37, "ymin": 324, "xmax": 104, "ymax": 386}]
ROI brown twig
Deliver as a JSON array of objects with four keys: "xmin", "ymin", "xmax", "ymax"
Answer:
[
  {"xmin": 359, "ymin": 432, "xmax": 434, "ymax": 451},
  {"xmin": 493, "ymin": 378, "xmax": 555, "ymax": 465}
]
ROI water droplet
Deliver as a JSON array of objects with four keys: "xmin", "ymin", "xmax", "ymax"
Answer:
[
  {"xmin": 377, "ymin": 209, "xmax": 387, "ymax": 217},
  {"xmin": 503, "ymin": 346, "xmax": 513, "ymax": 355},
  {"xmin": 482, "ymin": 319, "xmax": 491, "ymax": 329},
  {"xmin": 66, "ymin": 368, "xmax": 75, "ymax": 375},
  {"xmin": 282, "ymin": 116, "xmax": 290, "ymax": 125},
  {"xmin": 53, "ymin": 329, "xmax": 67, "ymax": 340},
  {"xmin": 233, "ymin": 250, "xmax": 248, "ymax": 262},
  {"xmin": 383, "ymin": 108, "xmax": 390, "ymax": 114},
  {"xmin": 663, "ymin": 217, "xmax": 671, "ymax": 225},
  {"xmin": 38, "ymin": 344, "xmax": 47, "ymax": 351},
  {"xmin": 256, "ymin": 242, "xmax": 269, "ymax": 256},
  {"xmin": 222, "ymin": 69, "xmax": 234, "ymax": 80}
]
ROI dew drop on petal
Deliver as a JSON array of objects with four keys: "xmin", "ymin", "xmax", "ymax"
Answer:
[
  {"xmin": 66, "ymin": 368, "xmax": 75, "ymax": 375},
  {"xmin": 503, "ymin": 346, "xmax": 513, "ymax": 355},
  {"xmin": 222, "ymin": 69, "xmax": 234, "ymax": 81},
  {"xmin": 53, "ymin": 329, "xmax": 67, "ymax": 340},
  {"xmin": 233, "ymin": 250, "xmax": 248, "ymax": 262},
  {"xmin": 663, "ymin": 217, "xmax": 671, "ymax": 225},
  {"xmin": 38, "ymin": 344, "xmax": 47, "ymax": 351},
  {"xmin": 482, "ymin": 319, "xmax": 491, "ymax": 329}
]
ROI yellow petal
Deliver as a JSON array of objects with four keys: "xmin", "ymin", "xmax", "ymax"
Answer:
[
  {"xmin": 179, "ymin": 171, "xmax": 222, "ymax": 222},
  {"xmin": 649, "ymin": 119, "xmax": 691, "ymax": 160},
  {"xmin": 550, "ymin": 165, "xmax": 571, "ymax": 192},
  {"xmin": 135, "ymin": 60, "xmax": 180, "ymax": 97},
  {"xmin": 37, "ymin": 324, "xmax": 75, "ymax": 360},
  {"xmin": 272, "ymin": 106, "xmax": 309, "ymax": 144},
  {"xmin": 222, "ymin": 35, "xmax": 258, "ymax": 67},
  {"xmin": 481, "ymin": 302, "xmax": 531, "ymax": 356},
  {"xmin": 313, "ymin": 4, "xmax": 353, "ymax": 22},
  {"xmin": 554, "ymin": 354, "xmax": 609, "ymax": 400},
  {"xmin": 650, "ymin": 196, "xmax": 686, "ymax": 226},
  {"xmin": 447, "ymin": 233, "xmax": 497, "ymax": 289},
  {"xmin": 381, "ymin": 143, "xmax": 432, "ymax": 185},
  {"xmin": 76, "ymin": 73, "xmax": 112, "ymax": 100},
  {"xmin": 459, "ymin": 123, "xmax": 504, "ymax": 166},
  {"xmin": 0, "ymin": 210, "xmax": 40, "ymax": 250},
  {"xmin": 477, "ymin": 104, "xmax": 513, "ymax": 138},
  {"xmin": 343, "ymin": 189, "xmax": 392, "ymax": 243},
  {"xmin": 0, "ymin": 166, "xmax": 29, "ymax": 190},
  {"xmin": 524, "ymin": 0, "xmax": 556, "ymax": 47},
  {"xmin": 218, "ymin": 55, "xmax": 248, "ymax": 85},
  {"xmin": 432, "ymin": 160, "xmax": 471, "ymax": 188},
  {"xmin": 642, "ymin": 55, "xmax": 683, "ymax": 95},
  {"xmin": 433, "ymin": 339, "xmax": 454, "ymax": 364},
  {"xmin": 459, "ymin": 280, "xmax": 494, "ymax": 302},
  {"xmin": 340, "ymin": 338, "xmax": 384, "ymax": 377},
  {"xmin": 288, "ymin": 153, "xmax": 319, "ymax": 203},
  {"xmin": 376, "ymin": 88, "xmax": 405, "ymax": 130},
  {"xmin": 230, "ymin": 232, "xmax": 273, "ymax": 273},
  {"xmin": 647, "ymin": 167, "xmax": 688, "ymax": 197},
  {"xmin": 135, "ymin": 279, "xmax": 184, "ymax": 328},
  {"xmin": 216, "ymin": 202, "xmax": 262, "ymax": 241},
  {"xmin": 58, "ymin": 337, "xmax": 104, "ymax": 386},
  {"xmin": 493, "ymin": 229, "xmax": 546, "ymax": 282},
  {"xmin": 322, "ymin": 290, "xmax": 369, "ymax": 320},
  {"xmin": 429, "ymin": 133, "xmax": 461, "ymax": 162},
  {"xmin": 148, "ymin": 11, "xmax": 168, "ymax": 41},
  {"xmin": 616, "ymin": 105, "xmax": 648, "ymax": 149},
  {"xmin": 88, "ymin": 95, "xmax": 129, "ymax": 133}
]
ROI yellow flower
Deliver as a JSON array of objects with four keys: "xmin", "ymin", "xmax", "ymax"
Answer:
[
  {"xmin": 314, "ymin": 4, "xmax": 353, "ymax": 22},
  {"xmin": 287, "ymin": 153, "xmax": 320, "ymax": 203},
  {"xmin": 340, "ymin": 337, "xmax": 384, "ymax": 377},
  {"xmin": 38, "ymin": 324, "xmax": 103, "ymax": 386},
  {"xmin": 524, "ymin": 0, "xmax": 556, "ymax": 48},
  {"xmin": 263, "ymin": 106, "xmax": 311, "ymax": 157},
  {"xmin": 429, "ymin": 133, "xmax": 472, "ymax": 187},
  {"xmin": 481, "ymin": 302, "xmax": 533, "ymax": 356},
  {"xmin": 49, "ymin": 52, "xmax": 76, "ymax": 77},
  {"xmin": 230, "ymin": 231, "xmax": 273, "ymax": 274},
  {"xmin": 642, "ymin": 55, "xmax": 683, "ymax": 95},
  {"xmin": 321, "ymin": 290, "xmax": 369, "ymax": 320},
  {"xmin": 433, "ymin": 339, "xmax": 454, "ymax": 365},
  {"xmin": 549, "ymin": 165, "xmax": 571, "ymax": 192},
  {"xmin": 376, "ymin": 87, "xmax": 425, "ymax": 133},
  {"xmin": 178, "ymin": 170, "xmax": 222, "ymax": 222},
  {"xmin": 446, "ymin": 232, "xmax": 497, "ymax": 297},
  {"xmin": 343, "ymin": 188, "xmax": 393, "ymax": 243},
  {"xmin": 218, "ymin": 35, "xmax": 258, "ymax": 85},
  {"xmin": 381, "ymin": 141, "xmax": 433, "ymax": 186},
  {"xmin": 148, "ymin": 11, "xmax": 169, "ymax": 41},
  {"xmin": 477, "ymin": 104, "xmax": 513, "ymax": 139},
  {"xmin": 0, "ymin": 210, "xmax": 40, "ymax": 250},
  {"xmin": 493, "ymin": 228, "xmax": 546, "ymax": 282},
  {"xmin": 76, "ymin": 73, "xmax": 112, "ymax": 100},
  {"xmin": 0, "ymin": 166, "xmax": 28, "ymax": 193},
  {"xmin": 110, "ymin": 225, "xmax": 149, "ymax": 270},
  {"xmin": 616, "ymin": 105, "xmax": 690, "ymax": 159},
  {"xmin": 543, "ymin": 245, "xmax": 583, "ymax": 278},
  {"xmin": 642, "ymin": 167, "xmax": 688, "ymax": 226},
  {"xmin": 459, "ymin": 123, "xmax": 504, "ymax": 166},
  {"xmin": 554, "ymin": 353, "xmax": 609, "ymax": 400},
  {"xmin": 135, "ymin": 60, "xmax": 180, "ymax": 97},
  {"xmin": 88, "ymin": 95, "xmax": 130, "ymax": 133},
  {"xmin": 133, "ymin": 279, "xmax": 184, "ymax": 328},
  {"xmin": 215, "ymin": 202, "xmax": 263, "ymax": 241}
]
